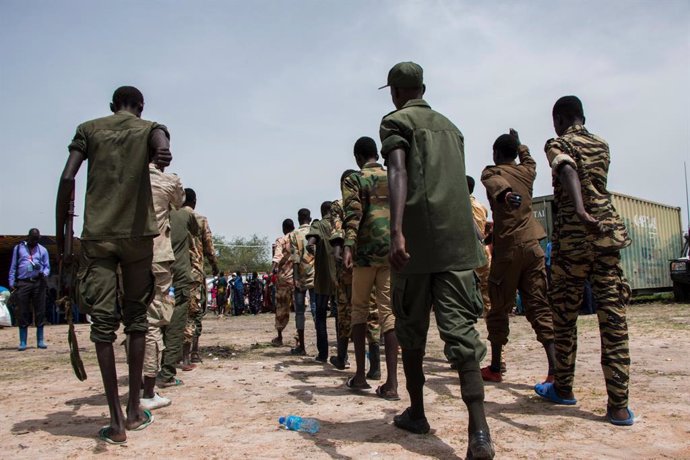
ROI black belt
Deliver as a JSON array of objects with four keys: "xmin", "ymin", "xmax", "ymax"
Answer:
[{"xmin": 18, "ymin": 277, "xmax": 40, "ymax": 283}]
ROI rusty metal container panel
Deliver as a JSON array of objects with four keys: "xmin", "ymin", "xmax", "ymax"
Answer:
[
  {"xmin": 611, "ymin": 193, "xmax": 683, "ymax": 291},
  {"xmin": 531, "ymin": 193, "xmax": 683, "ymax": 291}
]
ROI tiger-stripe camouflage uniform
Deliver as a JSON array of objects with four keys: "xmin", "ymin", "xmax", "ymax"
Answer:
[
  {"xmin": 186, "ymin": 210, "xmax": 218, "ymax": 353},
  {"xmin": 272, "ymin": 232, "xmax": 294, "ymax": 335},
  {"xmin": 545, "ymin": 124, "xmax": 632, "ymax": 411},
  {"xmin": 330, "ymin": 198, "xmax": 380, "ymax": 345}
]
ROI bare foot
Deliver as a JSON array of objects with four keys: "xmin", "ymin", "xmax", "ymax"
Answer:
[{"xmin": 125, "ymin": 407, "xmax": 149, "ymax": 431}]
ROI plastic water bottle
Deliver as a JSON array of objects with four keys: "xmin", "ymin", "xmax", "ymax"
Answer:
[
  {"xmin": 278, "ymin": 415, "xmax": 320, "ymax": 434},
  {"xmin": 168, "ymin": 286, "xmax": 175, "ymax": 297}
]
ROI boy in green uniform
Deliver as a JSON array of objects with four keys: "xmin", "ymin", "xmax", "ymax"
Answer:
[
  {"xmin": 381, "ymin": 62, "xmax": 494, "ymax": 458},
  {"xmin": 57, "ymin": 86, "xmax": 171, "ymax": 444},
  {"xmin": 535, "ymin": 96, "xmax": 634, "ymax": 426},
  {"xmin": 307, "ymin": 201, "xmax": 337, "ymax": 362}
]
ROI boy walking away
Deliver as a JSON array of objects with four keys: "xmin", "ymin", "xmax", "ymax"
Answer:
[
  {"xmin": 536, "ymin": 96, "xmax": 634, "ymax": 426},
  {"xmin": 381, "ymin": 62, "xmax": 494, "ymax": 458},
  {"xmin": 480, "ymin": 130, "xmax": 555, "ymax": 384},
  {"xmin": 289, "ymin": 209, "xmax": 315, "ymax": 355},
  {"xmin": 141, "ymin": 162, "xmax": 184, "ymax": 410},
  {"xmin": 57, "ymin": 86, "xmax": 170, "ymax": 444},
  {"xmin": 342, "ymin": 137, "xmax": 398, "ymax": 400},
  {"xmin": 307, "ymin": 201, "xmax": 337, "ymax": 362},
  {"xmin": 271, "ymin": 218, "xmax": 295, "ymax": 346},
  {"xmin": 215, "ymin": 272, "xmax": 228, "ymax": 316}
]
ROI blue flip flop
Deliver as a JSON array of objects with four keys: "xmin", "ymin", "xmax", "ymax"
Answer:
[
  {"xmin": 534, "ymin": 382, "xmax": 577, "ymax": 405},
  {"xmin": 607, "ymin": 407, "xmax": 634, "ymax": 426},
  {"xmin": 130, "ymin": 409, "xmax": 154, "ymax": 431},
  {"xmin": 98, "ymin": 426, "xmax": 127, "ymax": 445}
]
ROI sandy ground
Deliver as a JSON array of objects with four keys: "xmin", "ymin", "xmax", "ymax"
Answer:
[{"xmin": 1, "ymin": 302, "xmax": 689, "ymax": 459}]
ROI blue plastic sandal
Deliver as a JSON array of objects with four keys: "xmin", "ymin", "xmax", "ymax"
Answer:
[
  {"xmin": 607, "ymin": 407, "xmax": 634, "ymax": 426},
  {"xmin": 534, "ymin": 382, "xmax": 577, "ymax": 405}
]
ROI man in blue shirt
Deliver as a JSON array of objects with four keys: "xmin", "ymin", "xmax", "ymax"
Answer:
[{"xmin": 8, "ymin": 228, "xmax": 51, "ymax": 350}]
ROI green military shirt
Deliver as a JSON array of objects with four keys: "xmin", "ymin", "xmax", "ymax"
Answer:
[
  {"xmin": 380, "ymin": 99, "xmax": 484, "ymax": 274},
  {"xmin": 545, "ymin": 124, "xmax": 629, "ymax": 252},
  {"xmin": 306, "ymin": 219, "xmax": 337, "ymax": 295},
  {"xmin": 170, "ymin": 207, "xmax": 199, "ymax": 274},
  {"xmin": 289, "ymin": 224, "xmax": 315, "ymax": 290},
  {"xmin": 68, "ymin": 110, "xmax": 168, "ymax": 240},
  {"xmin": 342, "ymin": 162, "xmax": 390, "ymax": 267}
]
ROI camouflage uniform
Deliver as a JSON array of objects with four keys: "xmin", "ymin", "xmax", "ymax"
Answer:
[
  {"xmin": 470, "ymin": 195, "xmax": 492, "ymax": 315},
  {"xmin": 272, "ymin": 232, "xmax": 294, "ymax": 333},
  {"xmin": 330, "ymin": 198, "xmax": 380, "ymax": 343},
  {"xmin": 289, "ymin": 224, "xmax": 315, "ymax": 331},
  {"xmin": 545, "ymin": 124, "xmax": 631, "ymax": 410},
  {"xmin": 144, "ymin": 165, "xmax": 184, "ymax": 378},
  {"xmin": 185, "ymin": 209, "xmax": 218, "ymax": 343},
  {"xmin": 342, "ymin": 162, "xmax": 394, "ymax": 334}
]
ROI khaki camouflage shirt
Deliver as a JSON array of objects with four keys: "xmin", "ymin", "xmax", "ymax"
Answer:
[
  {"xmin": 150, "ymin": 165, "xmax": 185, "ymax": 263},
  {"xmin": 272, "ymin": 232, "xmax": 294, "ymax": 287},
  {"xmin": 185, "ymin": 207, "xmax": 217, "ymax": 283},
  {"xmin": 545, "ymin": 124, "xmax": 627, "ymax": 251},
  {"xmin": 289, "ymin": 224, "xmax": 315, "ymax": 290},
  {"xmin": 342, "ymin": 162, "xmax": 390, "ymax": 267}
]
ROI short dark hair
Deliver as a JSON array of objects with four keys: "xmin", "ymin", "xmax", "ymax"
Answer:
[
  {"xmin": 340, "ymin": 169, "xmax": 357, "ymax": 185},
  {"xmin": 353, "ymin": 136, "xmax": 378, "ymax": 160},
  {"xmin": 553, "ymin": 95, "xmax": 584, "ymax": 121},
  {"xmin": 28, "ymin": 228, "xmax": 40, "ymax": 236},
  {"xmin": 320, "ymin": 201, "xmax": 332, "ymax": 217},
  {"xmin": 112, "ymin": 86, "xmax": 144, "ymax": 109},
  {"xmin": 185, "ymin": 188, "xmax": 197, "ymax": 204},
  {"xmin": 297, "ymin": 208, "xmax": 311, "ymax": 224},
  {"xmin": 282, "ymin": 218, "xmax": 295, "ymax": 234},
  {"xmin": 466, "ymin": 176, "xmax": 475, "ymax": 194},
  {"xmin": 493, "ymin": 134, "xmax": 519, "ymax": 162}
]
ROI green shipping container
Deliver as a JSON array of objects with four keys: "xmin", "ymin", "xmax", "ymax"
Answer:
[{"xmin": 532, "ymin": 192, "xmax": 684, "ymax": 292}]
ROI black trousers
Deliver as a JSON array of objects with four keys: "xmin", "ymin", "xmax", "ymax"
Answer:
[{"xmin": 15, "ymin": 278, "xmax": 47, "ymax": 328}]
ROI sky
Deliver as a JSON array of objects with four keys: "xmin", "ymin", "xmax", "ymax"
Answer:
[{"xmin": 1, "ymin": 0, "xmax": 689, "ymax": 247}]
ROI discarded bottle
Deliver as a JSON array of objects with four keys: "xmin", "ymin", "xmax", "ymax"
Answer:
[
  {"xmin": 168, "ymin": 286, "xmax": 175, "ymax": 297},
  {"xmin": 278, "ymin": 415, "xmax": 320, "ymax": 434}
]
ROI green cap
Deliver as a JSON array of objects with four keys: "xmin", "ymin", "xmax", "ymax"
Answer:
[{"xmin": 379, "ymin": 61, "xmax": 423, "ymax": 90}]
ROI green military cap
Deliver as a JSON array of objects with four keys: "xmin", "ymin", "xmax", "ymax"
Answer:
[{"xmin": 379, "ymin": 61, "xmax": 423, "ymax": 90}]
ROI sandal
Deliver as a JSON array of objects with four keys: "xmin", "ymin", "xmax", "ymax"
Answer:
[
  {"xmin": 534, "ymin": 382, "xmax": 577, "ymax": 405},
  {"xmin": 345, "ymin": 376, "xmax": 371, "ymax": 390},
  {"xmin": 375, "ymin": 385, "xmax": 400, "ymax": 401},
  {"xmin": 129, "ymin": 409, "xmax": 154, "ymax": 431},
  {"xmin": 98, "ymin": 426, "xmax": 127, "ymax": 445},
  {"xmin": 607, "ymin": 407, "xmax": 635, "ymax": 426},
  {"xmin": 393, "ymin": 408, "xmax": 430, "ymax": 434}
]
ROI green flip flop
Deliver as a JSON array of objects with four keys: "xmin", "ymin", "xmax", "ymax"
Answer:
[
  {"xmin": 98, "ymin": 426, "xmax": 127, "ymax": 445},
  {"xmin": 130, "ymin": 409, "xmax": 154, "ymax": 432}
]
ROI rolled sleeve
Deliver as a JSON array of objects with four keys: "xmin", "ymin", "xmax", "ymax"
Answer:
[
  {"xmin": 379, "ymin": 118, "xmax": 410, "ymax": 164},
  {"xmin": 545, "ymin": 139, "xmax": 576, "ymax": 173},
  {"xmin": 68, "ymin": 125, "xmax": 88, "ymax": 155}
]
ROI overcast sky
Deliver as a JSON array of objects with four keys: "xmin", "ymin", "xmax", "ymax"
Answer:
[{"xmin": 1, "ymin": 0, "xmax": 688, "ymax": 245}]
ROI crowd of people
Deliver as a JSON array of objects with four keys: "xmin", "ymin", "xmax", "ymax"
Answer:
[{"xmin": 32, "ymin": 59, "xmax": 633, "ymax": 456}]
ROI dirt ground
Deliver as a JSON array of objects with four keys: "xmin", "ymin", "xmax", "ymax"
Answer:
[{"xmin": 1, "ymin": 302, "xmax": 689, "ymax": 459}]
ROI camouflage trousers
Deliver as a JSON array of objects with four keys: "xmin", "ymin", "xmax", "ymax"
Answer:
[
  {"xmin": 550, "ymin": 246, "xmax": 631, "ymax": 409},
  {"xmin": 184, "ymin": 281, "xmax": 202, "ymax": 344},
  {"xmin": 475, "ymin": 260, "xmax": 491, "ymax": 316},
  {"xmin": 336, "ymin": 266, "xmax": 380, "ymax": 345},
  {"xmin": 275, "ymin": 283, "xmax": 293, "ymax": 333}
]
